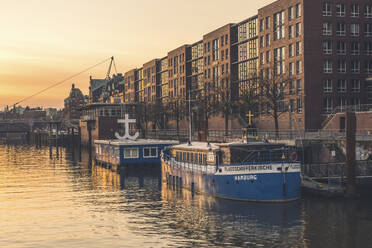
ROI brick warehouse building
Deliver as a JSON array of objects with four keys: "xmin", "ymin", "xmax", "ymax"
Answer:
[{"xmin": 89, "ymin": 0, "xmax": 372, "ymax": 131}]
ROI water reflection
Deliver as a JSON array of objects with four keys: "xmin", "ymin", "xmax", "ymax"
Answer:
[{"xmin": 1, "ymin": 144, "xmax": 372, "ymax": 248}]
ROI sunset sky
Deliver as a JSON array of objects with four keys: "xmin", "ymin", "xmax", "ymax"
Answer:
[{"xmin": 0, "ymin": 0, "xmax": 272, "ymax": 109}]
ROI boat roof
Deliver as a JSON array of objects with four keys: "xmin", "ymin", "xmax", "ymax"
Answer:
[
  {"xmin": 95, "ymin": 139, "xmax": 179, "ymax": 146},
  {"xmin": 170, "ymin": 141, "xmax": 287, "ymax": 152}
]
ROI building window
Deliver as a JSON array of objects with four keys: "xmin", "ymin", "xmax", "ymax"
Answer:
[
  {"xmin": 289, "ymin": 80, "xmax": 295, "ymax": 94},
  {"xmin": 260, "ymin": 19, "xmax": 264, "ymax": 32},
  {"xmin": 297, "ymin": 79, "xmax": 302, "ymax": 93},
  {"xmin": 351, "ymin": 79, "xmax": 360, "ymax": 92},
  {"xmin": 274, "ymin": 47, "xmax": 285, "ymax": 75},
  {"xmin": 351, "ymin": 4, "xmax": 360, "ymax": 17},
  {"xmin": 337, "ymin": 22, "xmax": 346, "ymax": 36},
  {"xmin": 266, "ymin": 16, "xmax": 270, "ymax": 29},
  {"xmin": 296, "ymin": 41, "xmax": 301, "ymax": 56},
  {"xmin": 324, "ymin": 79, "xmax": 333, "ymax": 93},
  {"xmin": 323, "ymin": 97, "xmax": 333, "ymax": 113},
  {"xmin": 324, "ymin": 60, "xmax": 333, "ymax": 73},
  {"xmin": 351, "ymin": 42, "xmax": 360, "ymax": 55},
  {"xmin": 323, "ymin": 23, "xmax": 332, "ymax": 35},
  {"xmin": 337, "ymin": 79, "xmax": 347, "ymax": 92},
  {"xmin": 288, "ymin": 6, "xmax": 294, "ymax": 21},
  {"xmin": 266, "ymin": 51, "xmax": 271, "ymax": 63},
  {"xmin": 225, "ymin": 34, "xmax": 228, "ymax": 45},
  {"xmin": 323, "ymin": 40, "xmax": 332, "ymax": 54},
  {"xmin": 124, "ymin": 148, "xmax": 139, "ymax": 158},
  {"xmin": 296, "ymin": 61, "xmax": 302, "ymax": 74},
  {"xmin": 323, "ymin": 2, "xmax": 332, "ymax": 16},
  {"xmin": 338, "ymin": 98, "xmax": 347, "ymax": 111},
  {"xmin": 365, "ymin": 61, "xmax": 372, "ymax": 73},
  {"xmin": 336, "ymin": 3, "xmax": 346, "ymax": 17},
  {"xmin": 365, "ymin": 5, "xmax": 372, "ymax": 18},
  {"xmin": 260, "ymin": 53, "xmax": 264, "ymax": 65},
  {"xmin": 222, "ymin": 64, "xmax": 225, "ymax": 74},
  {"xmin": 221, "ymin": 50, "xmax": 225, "ymax": 60},
  {"xmin": 274, "ymin": 11, "xmax": 285, "ymax": 40},
  {"xmin": 143, "ymin": 147, "xmax": 158, "ymax": 158},
  {"xmin": 289, "ymin": 99, "xmax": 295, "ymax": 112},
  {"xmin": 337, "ymin": 41, "xmax": 346, "ymax": 55},
  {"xmin": 296, "ymin": 22, "xmax": 301, "ymax": 37},
  {"xmin": 289, "ymin": 43, "xmax": 294, "ymax": 57},
  {"xmin": 296, "ymin": 3, "xmax": 301, "ymax": 18},
  {"xmin": 351, "ymin": 61, "xmax": 360, "ymax": 73},
  {"xmin": 288, "ymin": 25, "xmax": 293, "ymax": 39},
  {"xmin": 350, "ymin": 98, "xmax": 360, "ymax": 109},
  {"xmin": 337, "ymin": 60, "xmax": 347, "ymax": 73},
  {"xmin": 365, "ymin": 24, "xmax": 372, "ymax": 37},
  {"xmin": 297, "ymin": 98, "xmax": 302, "ymax": 113},
  {"xmin": 225, "ymin": 49, "xmax": 229, "ymax": 59},
  {"xmin": 350, "ymin": 24, "xmax": 360, "ymax": 37},
  {"xmin": 365, "ymin": 42, "xmax": 372, "ymax": 56},
  {"xmin": 289, "ymin": 62, "xmax": 294, "ymax": 76},
  {"xmin": 266, "ymin": 34, "xmax": 271, "ymax": 46}
]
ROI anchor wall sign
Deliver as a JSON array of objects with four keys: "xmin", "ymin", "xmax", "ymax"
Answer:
[{"xmin": 115, "ymin": 114, "xmax": 139, "ymax": 140}]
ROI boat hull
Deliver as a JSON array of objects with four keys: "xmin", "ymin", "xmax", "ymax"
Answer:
[{"xmin": 161, "ymin": 160, "xmax": 301, "ymax": 202}]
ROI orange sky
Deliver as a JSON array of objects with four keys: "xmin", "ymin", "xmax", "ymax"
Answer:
[{"xmin": 0, "ymin": 0, "xmax": 273, "ymax": 109}]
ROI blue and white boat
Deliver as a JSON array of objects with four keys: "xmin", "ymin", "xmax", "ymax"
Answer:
[
  {"xmin": 95, "ymin": 139, "xmax": 179, "ymax": 167},
  {"xmin": 161, "ymin": 142, "xmax": 301, "ymax": 202},
  {"xmin": 94, "ymin": 114, "xmax": 178, "ymax": 168}
]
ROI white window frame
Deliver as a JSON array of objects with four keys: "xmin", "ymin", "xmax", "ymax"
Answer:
[
  {"xmin": 336, "ymin": 3, "xmax": 346, "ymax": 17},
  {"xmin": 323, "ymin": 2, "xmax": 332, "ymax": 16},
  {"xmin": 351, "ymin": 4, "xmax": 360, "ymax": 18},
  {"xmin": 323, "ymin": 40, "xmax": 332, "ymax": 54},
  {"xmin": 365, "ymin": 5, "xmax": 372, "ymax": 18},
  {"xmin": 143, "ymin": 147, "xmax": 158, "ymax": 158},
  {"xmin": 296, "ymin": 61, "xmax": 302, "ymax": 74},
  {"xmin": 366, "ymin": 42, "xmax": 372, "ymax": 56},
  {"xmin": 124, "ymin": 148, "xmax": 139, "ymax": 159},
  {"xmin": 350, "ymin": 24, "xmax": 360, "ymax": 37},
  {"xmin": 323, "ymin": 97, "xmax": 333, "ymax": 113},
  {"xmin": 337, "ymin": 79, "xmax": 347, "ymax": 92},
  {"xmin": 365, "ymin": 24, "xmax": 372, "ymax": 37},
  {"xmin": 351, "ymin": 61, "xmax": 360, "ymax": 74},
  {"xmin": 351, "ymin": 42, "xmax": 360, "ymax": 56},
  {"xmin": 337, "ymin": 22, "xmax": 346, "ymax": 36},
  {"xmin": 324, "ymin": 79, "xmax": 333, "ymax": 93},
  {"xmin": 337, "ymin": 41, "xmax": 346, "ymax": 55},
  {"xmin": 351, "ymin": 79, "xmax": 360, "ymax": 92},
  {"xmin": 324, "ymin": 60, "xmax": 333, "ymax": 73},
  {"xmin": 337, "ymin": 60, "xmax": 347, "ymax": 73},
  {"xmin": 296, "ymin": 41, "xmax": 302, "ymax": 56},
  {"xmin": 323, "ymin": 23, "xmax": 332, "ymax": 35}
]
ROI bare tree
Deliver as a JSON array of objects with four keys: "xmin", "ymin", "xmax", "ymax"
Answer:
[
  {"xmin": 235, "ymin": 72, "xmax": 261, "ymax": 125},
  {"xmin": 166, "ymin": 95, "xmax": 186, "ymax": 139},
  {"xmin": 259, "ymin": 68, "xmax": 293, "ymax": 136},
  {"xmin": 209, "ymin": 74, "xmax": 237, "ymax": 137}
]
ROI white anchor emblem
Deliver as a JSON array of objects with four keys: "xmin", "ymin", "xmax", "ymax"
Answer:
[{"xmin": 115, "ymin": 114, "xmax": 139, "ymax": 140}]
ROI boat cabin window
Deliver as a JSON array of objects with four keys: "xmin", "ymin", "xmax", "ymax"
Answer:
[
  {"xmin": 143, "ymin": 147, "xmax": 158, "ymax": 158},
  {"xmin": 124, "ymin": 148, "xmax": 139, "ymax": 158}
]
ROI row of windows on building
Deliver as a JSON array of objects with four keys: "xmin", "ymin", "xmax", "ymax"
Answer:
[
  {"xmin": 260, "ymin": 42, "xmax": 302, "ymax": 65},
  {"xmin": 261, "ymin": 98, "xmax": 303, "ymax": 114},
  {"xmin": 323, "ymin": 79, "xmax": 364, "ymax": 93},
  {"xmin": 204, "ymin": 35, "xmax": 229, "ymax": 53},
  {"xmin": 323, "ymin": 60, "xmax": 372, "ymax": 73},
  {"xmin": 322, "ymin": 23, "xmax": 372, "ymax": 36},
  {"xmin": 322, "ymin": 3, "xmax": 372, "ymax": 18},
  {"xmin": 323, "ymin": 41, "xmax": 372, "ymax": 55},
  {"xmin": 259, "ymin": 3, "xmax": 302, "ymax": 33},
  {"xmin": 260, "ymin": 23, "xmax": 302, "ymax": 48},
  {"xmin": 203, "ymin": 49, "xmax": 229, "ymax": 65},
  {"xmin": 323, "ymin": 97, "xmax": 363, "ymax": 113},
  {"xmin": 203, "ymin": 64, "xmax": 230, "ymax": 80}
]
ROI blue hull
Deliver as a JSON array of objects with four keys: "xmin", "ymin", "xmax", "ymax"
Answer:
[{"xmin": 162, "ymin": 161, "xmax": 301, "ymax": 202}]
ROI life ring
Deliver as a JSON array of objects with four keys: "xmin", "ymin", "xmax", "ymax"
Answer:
[{"xmin": 289, "ymin": 152, "xmax": 298, "ymax": 162}]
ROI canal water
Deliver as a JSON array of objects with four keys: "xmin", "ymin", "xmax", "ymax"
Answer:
[{"xmin": 1, "ymin": 145, "xmax": 372, "ymax": 248}]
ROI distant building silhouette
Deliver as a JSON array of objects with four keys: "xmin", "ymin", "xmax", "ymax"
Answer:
[{"xmin": 64, "ymin": 84, "xmax": 85, "ymax": 121}]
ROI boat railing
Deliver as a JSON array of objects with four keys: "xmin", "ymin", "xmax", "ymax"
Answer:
[{"xmin": 162, "ymin": 153, "xmax": 216, "ymax": 174}]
